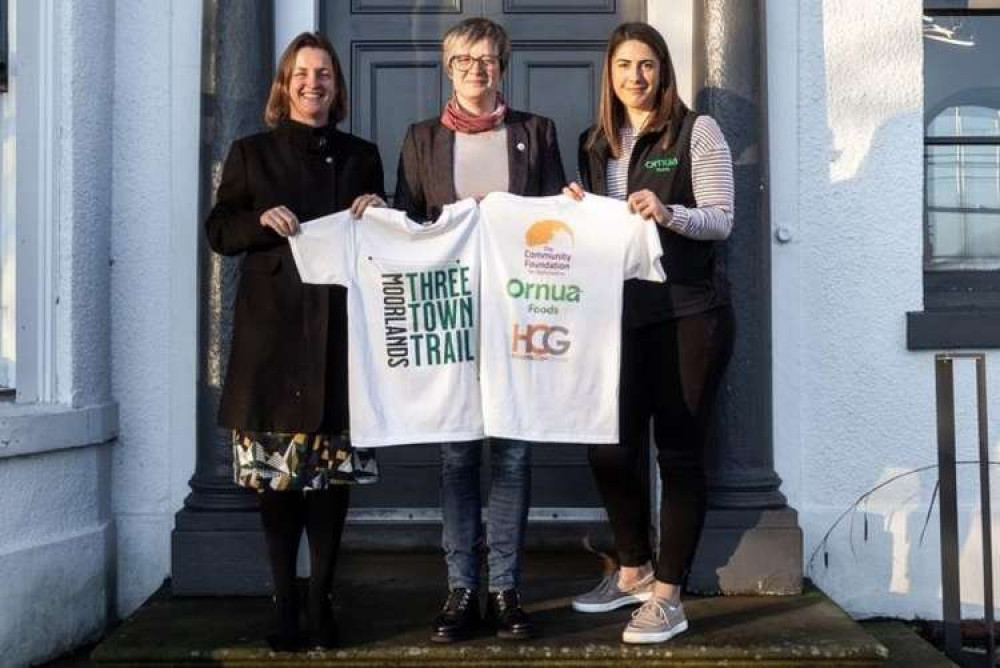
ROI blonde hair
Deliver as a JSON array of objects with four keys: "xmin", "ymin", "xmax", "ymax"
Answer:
[
  {"xmin": 264, "ymin": 32, "xmax": 347, "ymax": 128},
  {"xmin": 587, "ymin": 22, "xmax": 689, "ymax": 158},
  {"xmin": 441, "ymin": 18, "xmax": 511, "ymax": 73}
]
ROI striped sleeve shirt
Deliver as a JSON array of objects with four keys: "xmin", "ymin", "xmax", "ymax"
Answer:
[{"xmin": 605, "ymin": 115, "xmax": 734, "ymax": 241}]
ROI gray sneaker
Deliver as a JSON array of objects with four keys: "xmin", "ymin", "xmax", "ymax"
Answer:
[
  {"xmin": 571, "ymin": 570, "xmax": 654, "ymax": 613},
  {"xmin": 621, "ymin": 597, "xmax": 689, "ymax": 644}
]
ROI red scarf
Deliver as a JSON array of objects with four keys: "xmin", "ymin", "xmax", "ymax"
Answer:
[{"xmin": 440, "ymin": 93, "xmax": 508, "ymax": 134}]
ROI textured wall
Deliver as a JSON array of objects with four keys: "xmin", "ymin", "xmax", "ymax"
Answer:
[
  {"xmin": 772, "ymin": 0, "xmax": 1000, "ymax": 619},
  {"xmin": 60, "ymin": 0, "xmax": 114, "ymax": 407},
  {"xmin": 110, "ymin": 0, "xmax": 201, "ymax": 618},
  {"xmin": 0, "ymin": 2, "xmax": 116, "ymax": 666},
  {"xmin": 0, "ymin": 445, "xmax": 112, "ymax": 667}
]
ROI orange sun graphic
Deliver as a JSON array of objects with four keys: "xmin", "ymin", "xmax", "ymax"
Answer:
[{"xmin": 525, "ymin": 219, "xmax": 574, "ymax": 247}]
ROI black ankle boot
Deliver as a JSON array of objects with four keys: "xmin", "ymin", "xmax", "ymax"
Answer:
[
  {"xmin": 266, "ymin": 594, "xmax": 302, "ymax": 652},
  {"xmin": 487, "ymin": 589, "xmax": 534, "ymax": 640},
  {"xmin": 307, "ymin": 592, "xmax": 338, "ymax": 650},
  {"xmin": 431, "ymin": 588, "xmax": 480, "ymax": 643}
]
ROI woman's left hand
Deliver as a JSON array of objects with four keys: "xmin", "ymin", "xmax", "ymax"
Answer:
[
  {"xmin": 350, "ymin": 193, "xmax": 387, "ymax": 218},
  {"xmin": 627, "ymin": 189, "xmax": 670, "ymax": 225}
]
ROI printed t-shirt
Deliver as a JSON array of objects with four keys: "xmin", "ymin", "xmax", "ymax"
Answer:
[
  {"xmin": 478, "ymin": 192, "xmax": 665, "ymax": 444},
  {"xmin": 289, "ymin": 200, "xmax": 482, "ymax": 447}
]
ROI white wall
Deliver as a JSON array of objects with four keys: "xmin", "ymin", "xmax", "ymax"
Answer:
[
  {"xmin": 110, "ymin": 0, "xmax": 200, "ymax": 618},
  {"xmin": 647, "ymin": 0, "xmax": 694, "ymax": 107},
  {"xmin": 276, "ymin": 0, "xmax": 318, "ymax": 65},
  {"xmin": 770, "ymin": 0, "xmax": 1000, "ymax": 619},
  {"xmin": 0, "ymin": 1, "xmax": 117, "ymax": 666}
]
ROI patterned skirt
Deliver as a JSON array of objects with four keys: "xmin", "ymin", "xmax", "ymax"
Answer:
[{"xmin": 232, "ymin": 430, "xmax": 379, "ymax": 492}]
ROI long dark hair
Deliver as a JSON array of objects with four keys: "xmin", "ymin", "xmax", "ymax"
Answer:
[
  {"xmin": 587, "ymin": 22, "xmax": 689, "ymax": 158},
  {"xmin": 264, "ymin": 32, "xmax": 347, "ymax": 128}
]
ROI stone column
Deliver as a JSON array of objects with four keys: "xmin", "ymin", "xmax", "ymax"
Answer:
[
  {"xmin": 686, "ymin": 0, "xmax": 803, "ymax": 594},
  {"xmin": 171, "ymin": 0, "xmax": 274, "ymax": 595}
]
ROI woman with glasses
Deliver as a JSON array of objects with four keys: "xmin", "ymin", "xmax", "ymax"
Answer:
[{"xmin": 394, "ymin": 17, "xmax": 565, "ymax": 644}]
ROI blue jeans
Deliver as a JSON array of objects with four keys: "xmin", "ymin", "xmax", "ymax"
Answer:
[{"xmin": 439, "ymin": 439, "xmax": 531, "ymax": 592}]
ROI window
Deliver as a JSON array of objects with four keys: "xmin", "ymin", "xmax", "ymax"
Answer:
[
  {"xmin": 5, "ymin": 0, "xmax": 60, "ymax": 402},
  {"xmin": 908, "ymin": 1, "xmax": 1000, "ymax": 349}
]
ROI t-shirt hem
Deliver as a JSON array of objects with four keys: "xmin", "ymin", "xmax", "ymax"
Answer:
[
  {"xmin": 352, "ymin": 430, "xmax": 484, "ymax": 448},
  {"xmin": 483, "ymin": 429, "xmax": 618, "ymax": 445}
]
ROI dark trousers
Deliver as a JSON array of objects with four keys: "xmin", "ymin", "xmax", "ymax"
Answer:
[{"xmin": 588, "ymin": 306, "xmax": 734, "ymax": 584}]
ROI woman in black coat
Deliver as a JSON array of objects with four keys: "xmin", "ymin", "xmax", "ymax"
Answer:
[
  {"xmin": 394, "ymin": 17, "xmax": 565, "ymax": 645},
  {"xmin": 205, "ymin": 31, "xmax": 385, "ymax": 651}
]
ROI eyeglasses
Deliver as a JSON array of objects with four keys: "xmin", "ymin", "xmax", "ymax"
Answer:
[{"xmin": 449, "ymin": 54, "xmax": 502, "ymax": 72}]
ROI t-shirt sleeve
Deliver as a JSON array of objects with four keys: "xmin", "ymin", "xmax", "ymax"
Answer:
[
  {"xmin": 624, "ymin": 217, "xmax": 666, "ymax": 283},
  {"xmin": 288, "ymin": 212, "xmax": 354, "ymax": 286}
]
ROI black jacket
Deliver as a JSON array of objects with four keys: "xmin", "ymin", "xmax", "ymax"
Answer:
[
  {"xmin": 394, "ymin": 109, "xmax": 566, "ymax": 220},
  {"xmin": 578, "ymin": 110, "xmax": 729, "ymax": 326},
  {"xmin": 205, "ymin": 120, "xmax": 385, "ymax": 432}
]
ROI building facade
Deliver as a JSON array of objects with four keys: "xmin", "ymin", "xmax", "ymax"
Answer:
[{"xmin": 0, "ymin": 1, "xmax": 997, "ymax": 666}]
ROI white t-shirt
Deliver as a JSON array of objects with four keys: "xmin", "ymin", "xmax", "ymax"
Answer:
[
  {"xmin": 289, "ymin": 200, "xmax": 483, "ymax": 447},
  {"xmin": 478, "ymin": 192, "xmax": 665, "ymax": 444}
]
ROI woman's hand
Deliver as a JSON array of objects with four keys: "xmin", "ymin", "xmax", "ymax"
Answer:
[
  {"xmin": 627, "ymin": 189, "xmax": 670, "ymax": 225},
  {"xmin": 259, "ymin": 205, "xmax": 300, "ymax": 237},
  {"xmin": 562, "ymin": 182, "xmax": 586, "ymax": 201},
  {"xmin": 350, "ymin": 193, "xmax": 387, "ymax": 219}
]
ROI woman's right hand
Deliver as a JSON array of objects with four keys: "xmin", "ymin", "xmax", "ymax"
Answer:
[
  {"xmin": 562, "ymin": 182, "xmax": 586, "ymax": 201},
  {"xmin": 350, "ymin": 193, "xmax": 387, "ymax": 219},
  {"xmin": 259, "ymin": 205, "xmax": 300, "ymax": 237}
]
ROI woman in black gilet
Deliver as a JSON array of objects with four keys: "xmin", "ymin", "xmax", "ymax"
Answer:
[{"xmin": 564, "ymin": 22, "xmax": 735, "ymax": 644}]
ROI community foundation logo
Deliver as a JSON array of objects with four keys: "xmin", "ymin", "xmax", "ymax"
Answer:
[{"xmin": 523, "ymin": 219, "xmax": 574, "ymax": 276}]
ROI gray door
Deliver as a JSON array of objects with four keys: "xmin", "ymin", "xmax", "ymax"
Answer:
[{"xmin": 322, "ymin": 0, "xmax": 644, "ymax": 526}]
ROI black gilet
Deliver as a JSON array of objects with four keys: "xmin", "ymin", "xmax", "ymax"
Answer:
[{"xmin": 577, "ymin": 109, "xmax": 730, "ymax": 327}]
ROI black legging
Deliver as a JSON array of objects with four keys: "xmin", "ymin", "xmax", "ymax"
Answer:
[
  {"xmin": 588, "ymin": 306, "xmax": 734, "ymax": 584},
  {"xmin": 258, "ymin": 486, "xmax": 350, "ymax": 623}
]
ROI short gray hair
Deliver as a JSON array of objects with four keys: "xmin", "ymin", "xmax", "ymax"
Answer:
[{"xmin": 441, "ymin": 18, "xmax": 511, "ymax": 72}]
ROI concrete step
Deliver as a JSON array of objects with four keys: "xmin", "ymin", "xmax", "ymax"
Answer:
[
  {"xmin": 861, "ymin": 621, "xmax": 956, "ymax": 668},
  {"xmin": 93, "ymin": 552, "xmax": 888, "ymax": 666}
]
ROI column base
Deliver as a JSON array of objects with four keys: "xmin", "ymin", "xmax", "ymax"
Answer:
[
  {"xmin": 171, "ymin": 508, "xmax": 270, "ymax": 596},
  {"xmin": 170, "ymin": 509, "xmax": 801, "ymax": 596},
  {"xmin": 688, "ymin": 506, "xmax": 803, "ymax": 595}
]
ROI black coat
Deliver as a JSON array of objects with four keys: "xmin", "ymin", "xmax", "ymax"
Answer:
[
  {"xmin": 205, "ymin": 120, "xmax": 385, "ymax": 432},
  {"xmin": 393, "ymin": 109, "xmax": 566, "ymax": 220}
]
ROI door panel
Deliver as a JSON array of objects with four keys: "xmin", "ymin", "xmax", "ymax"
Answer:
[
  {"xmin": 506, "ymin": 44, "xmax": 607, "ymax": 171},
  {"xmin": 322, "ymin": 0, "xmax": 644, "ymax": 518},
  {"xmin": 502, "ymin": 0, "xmax": 618, "ymax": 12},
  {"xmin": 351, "ymin": 44, "xmax": 448, "ymax": 197},
  {"xmin": 351, "ymin": 0, "xmax": 464, "ymax": 13}
]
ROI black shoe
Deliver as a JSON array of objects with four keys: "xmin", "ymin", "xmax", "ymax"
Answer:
[
  {"xmin": 487, "ymin": 589, "xmax": 535, "ymax": 640},
  {"xmin": 266, "ymin": 595, "xmax": 303, "ymax": 652},
  {"xmin": 307, "ymin": 593, "xmax": 338, "ymax": 650},
  {"xmin": 431, "ymin": 588, "xmax": 480, "ymax": 643}
]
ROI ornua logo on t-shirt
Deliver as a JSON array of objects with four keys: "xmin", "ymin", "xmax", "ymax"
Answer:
[
  {"xmin": 379, "ymin": 262, "xmax": 476, "ymax": 369},
  {"xmin": 510, "ymin": 219, "xmax": 581, "ymax": 362}
]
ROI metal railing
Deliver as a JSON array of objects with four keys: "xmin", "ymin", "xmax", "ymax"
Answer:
[{"xmin": 935, "ymin": 353, "xmax": 995, "ymax": 666}]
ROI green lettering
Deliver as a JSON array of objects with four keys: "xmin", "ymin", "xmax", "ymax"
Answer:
[
  {"xmin": 426, "ymin": 333, "xmax": 441, "ymax": 365},
  {"xmin": 438, "ymin": 299, "xmax": 459, "ymax": 329},
  {"xmin": 460, "ymin": 297, "xmax": 474, "ymax": 328},
  {"xmin": 443, "ymin": 332, "xmax": 457, "ymax": 364}
]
